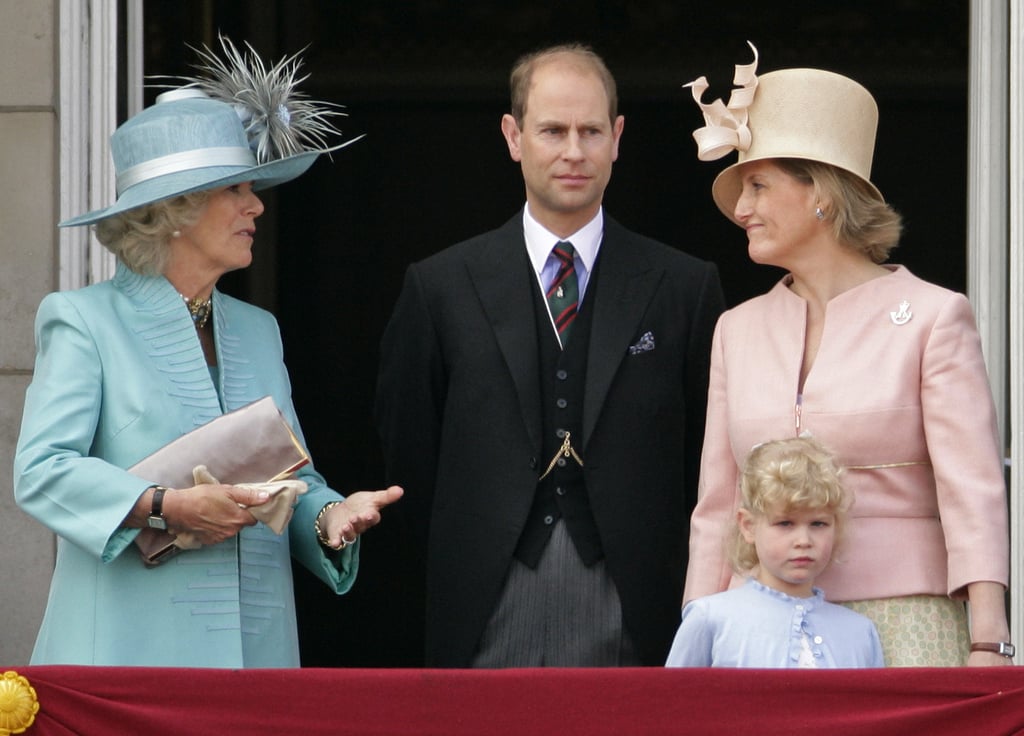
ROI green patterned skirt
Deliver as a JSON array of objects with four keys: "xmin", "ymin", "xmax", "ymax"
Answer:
[{"xmin": 841, "ymin": 595, "xmax": 970, "ymax": 666}]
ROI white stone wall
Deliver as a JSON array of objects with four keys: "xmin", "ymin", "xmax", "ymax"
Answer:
[{"xmin": 0, "ymin": 0, "xmax": 58, "ymax": 666}]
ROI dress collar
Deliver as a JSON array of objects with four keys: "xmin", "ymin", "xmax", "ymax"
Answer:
[{"xmin": 745, "ymin": 577, "xmax": 825, "ymax": 608}]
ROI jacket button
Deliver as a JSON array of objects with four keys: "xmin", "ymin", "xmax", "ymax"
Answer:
[
  {"xmin": 543, "ymin": 515, "xmax": 555, "ymax": 525},
  {"xmin": 529, "ymin": 457, "xmax": 537, "ymax": 469},
  {"xmin": 556, "ymin": 398, "xmax": 568, "ymax": 408},
  {"xmin": 556, "ymin": 369, "xmax": 568, "ymax": 380},
  {"xmin": 556, "ymin": 486, "xmax": 566, "ymax": 496}
]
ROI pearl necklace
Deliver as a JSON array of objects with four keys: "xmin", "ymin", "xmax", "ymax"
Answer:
[{"xmin": 182, "ymin": 294, "xmax": 212, "ymax": 329}]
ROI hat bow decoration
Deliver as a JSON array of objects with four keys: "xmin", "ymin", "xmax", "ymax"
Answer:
[
  {"xmin": 683, "ymin": 41, "xmax": 759, "ymax": 161},
  {"xmin": 683, "ymin": 42, "xmax": 882, "ymax": 225}
]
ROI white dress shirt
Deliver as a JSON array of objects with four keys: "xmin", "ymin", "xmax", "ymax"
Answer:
[{"xmin": 522, "ymin": 204, "xmax": 603, "ymax": 304}]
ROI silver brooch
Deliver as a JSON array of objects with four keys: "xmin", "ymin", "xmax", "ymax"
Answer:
[{"xmin": 890, "ymin": 300, "xmax": 912, "ymax": 326}]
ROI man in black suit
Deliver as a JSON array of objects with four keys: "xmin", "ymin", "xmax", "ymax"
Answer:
[{"xmin": 375, "ymin": 44, "xmax": 725, "ymax": 667}]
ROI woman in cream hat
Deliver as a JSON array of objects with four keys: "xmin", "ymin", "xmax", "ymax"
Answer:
[
  {"xmin": 680, "ymin": 44, "xmax": 1011, "ymax": 667},
  {"xmin": 14, "ymin": 37, "xmax": 401, "ymax": 667}
]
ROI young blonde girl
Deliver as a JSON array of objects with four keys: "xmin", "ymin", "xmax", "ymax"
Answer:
[{"xmin": 667, "ymin": 436, "xmax": 883, "ymax": 668}]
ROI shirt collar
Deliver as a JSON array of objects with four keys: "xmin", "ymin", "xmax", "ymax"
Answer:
[{"xmin": 522, "ymin": 204, "xmax": 603, "ymax": 276}]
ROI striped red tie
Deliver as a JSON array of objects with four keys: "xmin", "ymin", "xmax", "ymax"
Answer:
[{"xmin": 546, "ymin": 241, "xmax": 578, "ymax": 345}]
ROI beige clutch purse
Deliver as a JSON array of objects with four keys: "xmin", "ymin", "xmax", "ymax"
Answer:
[{"xmin": 129, "ymin": 396, "xmax": 310, "ymax": 566}]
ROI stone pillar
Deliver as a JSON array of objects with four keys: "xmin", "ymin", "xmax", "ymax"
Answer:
[{"xmin": 0, "ymin": 0, "xmax": 59, "ymax": 665}]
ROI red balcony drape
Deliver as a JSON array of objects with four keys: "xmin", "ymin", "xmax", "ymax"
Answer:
[{"xmin": 6, "ymin": 665, "xmax": 1024, "ymax": 735}]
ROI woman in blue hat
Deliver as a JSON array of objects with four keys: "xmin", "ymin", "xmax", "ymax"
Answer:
[{"xmin": 13, "ymin": 38, "xmax": 402, "ymax": 668}]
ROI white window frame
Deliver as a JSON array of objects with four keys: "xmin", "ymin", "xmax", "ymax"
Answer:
[
  {"xmin": 1004, "ymin": 1, "xmax": 1024, "ymax": 646},
  {"xmin": 969, "ymin": 0, "xmax": 1019, "ymax": 650},
  {"xmin": 58, "ymin": 0, "xmax": 142, "ymax": 290}
]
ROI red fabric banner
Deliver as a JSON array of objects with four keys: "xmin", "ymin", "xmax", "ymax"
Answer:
[{"xmin": 5, "ymin": 665, "xmax": 1024, "ymax": 735}]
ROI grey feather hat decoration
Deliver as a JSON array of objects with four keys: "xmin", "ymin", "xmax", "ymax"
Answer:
[{"xmin": 175, "ymin": 34, "xmax": 356, "ymax": 163}]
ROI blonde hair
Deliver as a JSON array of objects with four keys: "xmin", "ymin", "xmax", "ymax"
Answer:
[
  {"xmin": 729, "ymin": 436, "xmax": 851, "ymax": 573},
  {"xmin": 776, "ymin": 158, "xmax": 902, "ymax": 263},
  {"xmin": 93, "ymin": 190, "xmax": 211, "ymax": 276}
]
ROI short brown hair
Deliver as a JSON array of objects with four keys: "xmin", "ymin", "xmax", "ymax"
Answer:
[
  {"xmin": 93, "ymin": 191, "xmax": 211, "ymax": 276},
  {"xmin": 508, "ymin": 43, "xmax": 618, "ymax": 126},
  {"xmin": 776, "ymin": 158, "xmax": 902, "ymax": 263}
]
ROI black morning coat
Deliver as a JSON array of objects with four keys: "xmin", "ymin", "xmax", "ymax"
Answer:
[{"xmin": 375, "ymin": 212, "xmax": 726, "ymax": 666}]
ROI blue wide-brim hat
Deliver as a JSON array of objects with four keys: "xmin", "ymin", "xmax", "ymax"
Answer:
[{"xmin": 60, "ymin": 90, "xmax": 320, "ymax": 227}]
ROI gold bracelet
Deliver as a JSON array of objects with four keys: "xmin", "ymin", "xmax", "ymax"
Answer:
[{"xmin": 314, "ymin": 501, "xmax": 344, "ymax": 549}]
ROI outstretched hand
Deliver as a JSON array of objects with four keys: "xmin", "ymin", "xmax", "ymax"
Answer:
[{"xmin": 318, "ymin": 485, "xmax": 404, "ymax": 550}]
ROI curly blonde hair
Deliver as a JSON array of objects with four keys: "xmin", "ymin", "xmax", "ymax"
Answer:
[
  {"xmin": 729, "ymin": 435, "xmax": 851, "ymax": 574},
  {"xmin": 93, "ymin": 190, "xmax": 211, "ymax": 276}
]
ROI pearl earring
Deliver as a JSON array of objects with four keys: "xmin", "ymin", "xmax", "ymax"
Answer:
[
  {"xmin": 171, "ymin": 230, "xmax": 182, "ymax": 238},
  {"xmin": 815, "ymin": 207, "xmax": 825, "ymax": 221}
]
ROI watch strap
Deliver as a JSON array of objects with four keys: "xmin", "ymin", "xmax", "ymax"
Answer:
[
  {"xmin": 147, "ymin": 486, "xmax": 169, "ymax": 529},
  {"xmin": 151, "ymin": 486, "xmax": 166, "ymax": 515},
  {"xmin": 970, "ymin": 641, "xmax": 1015, "ymax": 657}
]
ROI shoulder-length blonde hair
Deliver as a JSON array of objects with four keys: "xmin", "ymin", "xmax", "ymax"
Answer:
[
  {"xmin": 93, "ymin": 190, "xmax": 211, "ymax": 276},
  {"xmin": 728, "ymin": 435, "xmax": 851, "ymax": 574},
  {"xmin": 776, "ymin": 158, "xmax": 902, "ymax": 264}
]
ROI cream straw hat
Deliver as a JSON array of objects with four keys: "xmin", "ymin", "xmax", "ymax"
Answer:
[{"xmin": 684, "ymin": 42, "xmax": 883, "ymax": 225}]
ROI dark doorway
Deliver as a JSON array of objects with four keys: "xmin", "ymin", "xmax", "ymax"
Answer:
[{"xmin": 143, "ymin": 0, "xmax": 969, "ymax": 667}]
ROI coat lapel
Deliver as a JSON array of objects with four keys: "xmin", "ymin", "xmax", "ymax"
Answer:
[
  {"xmin": 582, "ymin": 218, "xmax": 663, "ymax": 447},
  {"xmin": 463, "ymin": 214, "xmax": 662, "ymax": 453},
  {"xmin": 466, "ymin": 216, "xmax": 543, "ymax": 452}
]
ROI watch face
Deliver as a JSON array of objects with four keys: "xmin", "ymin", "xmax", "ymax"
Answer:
[{"xmin": 147, "ymin": 516, "xmax": 167, "ymax": 530}]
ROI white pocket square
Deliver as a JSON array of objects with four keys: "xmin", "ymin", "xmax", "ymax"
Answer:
[{"xmin": 628, "ymin": 331, "xmax": 656, "ymax": 355}]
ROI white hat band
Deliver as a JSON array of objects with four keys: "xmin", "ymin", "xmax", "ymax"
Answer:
[{"xmin": 116, "ymin": 146, "xmax": 257, "ymax": 194}]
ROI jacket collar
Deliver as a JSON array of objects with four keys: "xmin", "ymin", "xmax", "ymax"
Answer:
[{"xmin": 113, "ymin": 261, "xmax": 231, "ymax": 420}]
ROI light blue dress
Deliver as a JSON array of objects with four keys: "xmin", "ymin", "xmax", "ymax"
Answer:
[
  {"xmin": 665, "ymin": 578, "xmax": 885, "ymax": 668},
  {"xmin": 14, "ymin": 262, "xmax": 357, "ymax": 667}
]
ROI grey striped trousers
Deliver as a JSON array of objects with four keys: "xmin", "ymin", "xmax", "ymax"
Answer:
[{"xmin": 471, "ymin": 520, "xmax": 640, "ymax": 667}]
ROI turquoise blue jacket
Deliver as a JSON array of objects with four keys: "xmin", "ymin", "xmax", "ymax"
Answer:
[{"xmin": 14, "ymin": 262, "xmax": 356, "ymax": 667}]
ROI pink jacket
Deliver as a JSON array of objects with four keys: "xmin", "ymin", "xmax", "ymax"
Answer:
[{"xmin": 684, "ymin": 266, "xmax": 1009, "ymax": 604}]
